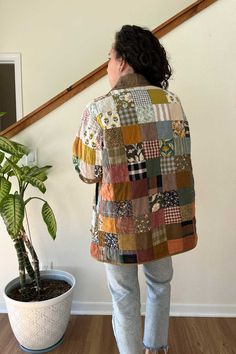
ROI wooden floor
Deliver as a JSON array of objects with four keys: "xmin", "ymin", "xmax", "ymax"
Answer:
[{"xmin": 0, "ymin": 314, "xmax": 235, "ymax": 354}]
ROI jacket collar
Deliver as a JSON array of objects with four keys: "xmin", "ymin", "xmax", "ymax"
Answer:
[{"xmin": 110, "ymin": 73, "xmax": 150, "ymax": 91}]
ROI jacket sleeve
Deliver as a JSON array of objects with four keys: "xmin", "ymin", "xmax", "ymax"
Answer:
[{"xmin": 72, "ymin": 102, "xmax": 103, "ymax": 184}]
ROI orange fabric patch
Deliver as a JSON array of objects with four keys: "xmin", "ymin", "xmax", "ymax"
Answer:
[
  {"xmin": 176, "ymin": 171, "xmax": 193, "ymax": 189},
  {"xmin": 90, "ymin": 243, "xmax": 99, "ymax": 259},
  {"xmin": 72, "ymin": 136, "xmax": 79, "ymax": 155},
  {"xmin": 101, "ymin": 182, "xmax": 131, "ymax": 201},
  {"xmin": 167, "ymin": 234, "xmax": 197, "ymax": 254},
  {"xmin": 100, "ymin": 216, "xmax": 116, "ymax": 233},
  {"xmin": 153, "ymin": 241, "xmax": 169, "ymax": 258},
  {"xmin": 121, "ymin": 125, "xmax": 142, "ymax": 144}
]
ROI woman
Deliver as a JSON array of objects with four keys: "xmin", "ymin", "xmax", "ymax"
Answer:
[{"xmin": 72, "ymin": 25, "xmax": 198, "ymax": 354}]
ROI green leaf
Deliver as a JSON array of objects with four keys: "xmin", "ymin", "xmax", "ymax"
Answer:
[
  {"xmin": 0, "ymin": 177, "xmax": 11, "ymax": 204},
  {"xmin": 7, "ymin": 171, "xmax": 15, "ymax": 177},
  {"xmin": 0, "ymin": 194, "xmax": 24, "ymax": 238},
  {"xmin": 0, "ymin": 137, "xmax": 29, "ymax": 158},
  {"xmin": 0, "ymin": 112, "xmax": 6, "ymax": 118},
  {"xmin": 21, "ymin": 166, "xmax": 31, "ymax": 175},
  {"xmin": 42, "ymin": 202, "xmax": 57, "ymax": 240},
  {"xmin": 0, "ymin": 137, "xmax": 20, "ymax": 156},
  {"xmin": 23, "ymin": 175, "xmax": 46, "ymax": 193},
  {"xmin": 0, "ymin": 151, "xmax": 5, "ymax": 164},
  {"xmin": 1, "ymin": 155, "xmax": 21, "ymax": 174},
  {"xmin": 5, "ymin": 157, "xmax": 22, "ymax": 181},
  {"xmin": 11, "ymin": 141, "xmax": 29, "ymax": 157},
  {"xmin": 35, "ymin": 172, "xmax": 48, "ymax": 182},
  {"xmin": 28, "ymin": 165, "xmax": 52, "ymax": 178}
]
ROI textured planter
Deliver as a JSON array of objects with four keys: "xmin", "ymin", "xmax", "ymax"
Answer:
[{"xmin": 4, "ymin": 270, "xmax": 76, "ymax": 353}]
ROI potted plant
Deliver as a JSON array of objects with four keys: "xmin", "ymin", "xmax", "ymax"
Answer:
[{"xmin": 0, "ymin": 136, "xmax": 76, "ymax": 353}]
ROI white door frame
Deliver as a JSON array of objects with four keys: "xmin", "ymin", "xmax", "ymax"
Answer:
[{"xmin": 0, "ymin": 53, "xmax": 23, "ymax": 120}]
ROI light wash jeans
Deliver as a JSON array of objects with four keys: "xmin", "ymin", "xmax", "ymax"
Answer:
[{"xmin": 104, "ymin": 256, "xmax": 173, "ymax": 354}]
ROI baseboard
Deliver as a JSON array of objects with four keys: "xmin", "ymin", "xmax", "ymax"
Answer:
[
  {"xmin": 71, "ymin": 302, "xmax": 236, "ymax": 317},
  {"xmin": 1, "ymin": 301, "xmax": 236, "ymax": 317}
]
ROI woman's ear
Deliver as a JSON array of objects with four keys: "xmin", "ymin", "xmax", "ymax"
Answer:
[
  {"xmin": 119, "ymin": 59, "xmax": 126, "ymax": 72},
  {"xmin": 120, "ymin": 60, "xmax": 134, "ymax": 75}
]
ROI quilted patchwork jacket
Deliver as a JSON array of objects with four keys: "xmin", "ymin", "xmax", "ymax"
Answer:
[{"xmin": 72, "ymin": 73, "xmax": 198, "ymax": 264}]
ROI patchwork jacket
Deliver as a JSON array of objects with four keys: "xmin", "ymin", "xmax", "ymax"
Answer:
[{"xmin": 72, "ymin": 73, "xmax": 198, "ymax": 264}]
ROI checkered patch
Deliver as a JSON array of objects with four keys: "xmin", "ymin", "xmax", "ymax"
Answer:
[
  {"xmin": 164, "ymin": 206, "xmax": 181, "ymax": 224},
  {"xmin": 119, "ymin": 107, "xmax": 138, "ymax": 126},
  {"xmin": 160, "ymin": 156, "xmax": 176, "ymax": 174},
  {"xmin": 152, "ymin": 226, "xmax": 167, "ymax": 246},
  {"xmin": 128, "ymin": 161, "xmax": 147, "ymax": 181},
  {"xmin": 107, "ymin": 147, "xmax": 127, "ymax": 165},
  {"xmin": 131, "ymin": 90, "xmax": 152, "ymax": 106},
  {"xmin": 143, "ymin": 140, "xmax": 160, "ymax": 159}
]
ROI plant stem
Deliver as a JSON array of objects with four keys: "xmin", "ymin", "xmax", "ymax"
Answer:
[
  {"xmin": 13, "ymin": 237, "xmax": 26, "ymax": 299},
  {"xmin": 19, "ymin": 231, "xmax": 35, "ymax": 282},
  {"xmin": 21, "ymin": 227, "xmax": 41, "ymax": 293},
  {"xmin": 24, "ymin": 196, "xmax": 46, "ymax": 205}
]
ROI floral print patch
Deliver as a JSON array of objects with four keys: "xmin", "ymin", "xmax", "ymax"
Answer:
[
  {"xmin": 125, "ymin": 143, "xmax": 145, "ymax": 163},
  {"xmin": 159, "ymin": 139, "xmax": 175, "ymax": 157},
  {"xmin": 134, "ymin": 214, "xmax": 151, "ymax": 232},
  {"xmin": 112, "ymin": 90, "xmax": 135, "ymax": 110},
  {"xmin": 149, "ymin": 193, "xmax": 162, "ymax": 212},
  {"xmin": 104, "ymin": 233, "xmax": 119, "ymax": 249},
  {"xmin": 136, "ymin": 106, "xmax": 155, "ymax": 123},
  {"xmin": 172, "ymin": 120, "xmax": 186, "ymax": 138},
  {"xmin": 96, "ymin": 111, "xmax": 120, "ymax": 129}
]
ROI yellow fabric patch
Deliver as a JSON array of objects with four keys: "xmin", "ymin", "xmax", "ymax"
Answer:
[
  {"xmin": 118, "ymin": 234, "xmax": 136, "ymax": 250},
  {"xmin": 72, "ymin": 137, "xmax": 79, "ymax": 156},
  {"xmin": 148, "ymin": 89, "xmax": 168, "ymax": 104},
  {"xmin": 121, "ymin": 125, "xmax": 141, "ymax": 144},
  {"xmin": 77, "ymin": 138, "xmax": 96, "ymax": 165}
]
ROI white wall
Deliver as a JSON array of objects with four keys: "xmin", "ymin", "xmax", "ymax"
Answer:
[
  {"xmin": 0, "ymin": 0, "xmax": 193, "ymax": 115},
  {"xmin": 0, "ymin": 0, "xmax": 236, "ymax": 316}
]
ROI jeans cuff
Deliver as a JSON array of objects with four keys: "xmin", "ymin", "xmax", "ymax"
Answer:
[{"xmin": 143, "ymin": 343, "xmax": 169, "ymax": 353}]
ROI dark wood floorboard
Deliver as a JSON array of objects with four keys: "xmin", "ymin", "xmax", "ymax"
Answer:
[{"xmin": 0, "ymin": 314, "xmax": 235, "ymax": 354}]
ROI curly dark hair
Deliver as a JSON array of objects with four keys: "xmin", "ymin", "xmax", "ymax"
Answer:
[{"xmin": 114, "ymin": 25, "xmax": 172, "ymax": 89}]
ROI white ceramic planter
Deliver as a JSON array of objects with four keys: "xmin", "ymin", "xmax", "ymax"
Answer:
[{"xmin": 4, "ymin": 270, "xmax": 76, "ymax": 353}]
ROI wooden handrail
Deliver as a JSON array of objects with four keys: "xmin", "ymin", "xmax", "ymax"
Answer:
[{"xmin": 2, "ymin": 0, "xmax": 217, "ymax": 138}]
